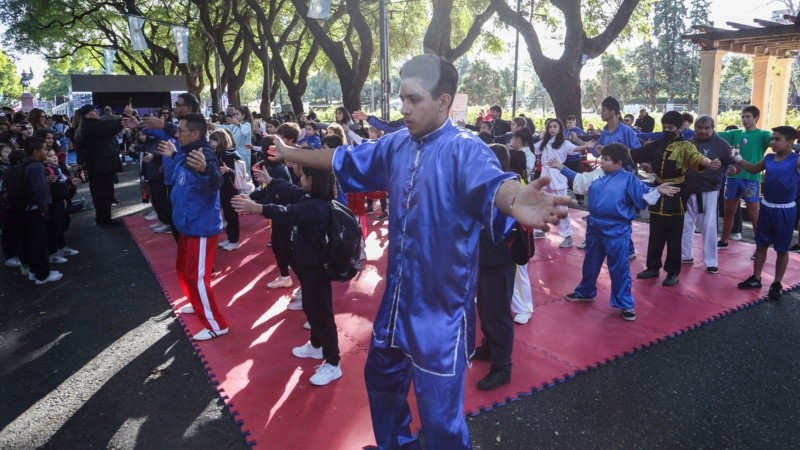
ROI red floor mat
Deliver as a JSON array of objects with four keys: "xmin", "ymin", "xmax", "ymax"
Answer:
[{"xmin": 125, "ymin": 210, "xmax": 800, "ymax": 448}]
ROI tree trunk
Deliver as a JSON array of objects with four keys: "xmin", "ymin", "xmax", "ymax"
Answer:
[{"xmin": 538, "ymin": 62, "xmax": 583, "ymax": 125}]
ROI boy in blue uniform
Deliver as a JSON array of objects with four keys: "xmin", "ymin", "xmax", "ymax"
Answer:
[
  {"xmin": 549, "ymin": 144, "xmax": 679, "ymax": 320},
  {"xmin": 734, "ymin": 126, "xmax": 800, "ymax": 300}
]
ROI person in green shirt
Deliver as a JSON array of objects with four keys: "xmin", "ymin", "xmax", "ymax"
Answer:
[{"xmin": 716, "ymin": 106, "xmax": 772, "ymax": 249}]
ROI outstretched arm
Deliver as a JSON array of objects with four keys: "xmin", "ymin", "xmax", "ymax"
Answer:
[
  {"xmin": 268, "ymin": 134, "xmax": 335, "ymax": 171},
  {"xmin": 496, "ymin": 177, "xmax": 571, "ymax": 231},
  {"xmin": 732, "ymin": 150, "xmax": 765, "ymax": 174}
]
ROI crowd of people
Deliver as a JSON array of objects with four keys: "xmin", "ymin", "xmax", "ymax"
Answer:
[{"xmin": 2, "ymin": 53, "xmax": 799, "ymax": 449}]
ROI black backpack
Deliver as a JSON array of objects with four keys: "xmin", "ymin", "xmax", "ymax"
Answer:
[
  {"xmin": 323, "ymin": 200, "xmax": 363, "ymax": 281},
  {"xmin": 0, "ymin": 162, "xmax": 32, "ymax": 213}
]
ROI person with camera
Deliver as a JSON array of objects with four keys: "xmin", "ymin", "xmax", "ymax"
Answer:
[{"xmin": 76, "ymin": 104, "xmax": 133, "ymax": 228}]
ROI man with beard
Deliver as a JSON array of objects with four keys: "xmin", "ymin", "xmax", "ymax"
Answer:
[{"xmin": 681, "ymin": 115, "xmax": 736, "ymax": 274}]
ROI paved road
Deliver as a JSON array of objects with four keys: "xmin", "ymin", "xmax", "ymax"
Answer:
[{"xmin": 1, "ymin": 164, "xmax": 798, "ymax": 448}]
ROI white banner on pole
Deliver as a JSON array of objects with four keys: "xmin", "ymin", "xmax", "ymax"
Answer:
[
  {"xmin": 103, "ymin": 48, "xmax": 116, "ymax": 74},
  {"xmin": 172, "ymin": 25, "xmax": 190, "ymax": 64},
  {"xmin": 308, "ymin": 0, "xmax": 331, "ymax": 19},
  {"xmin": 128, "ymin": 16, "xmax": 148, "ymax": 51}
]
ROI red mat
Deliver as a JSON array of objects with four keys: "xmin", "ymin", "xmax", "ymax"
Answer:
[{"xmin": 125, "ymin": 210, "xmax": 800, "ymax": 448}]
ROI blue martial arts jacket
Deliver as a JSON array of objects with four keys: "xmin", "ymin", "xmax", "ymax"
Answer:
[{"xmin": 333, "ymin": 119, "xmax": 515, "ymax": 375}]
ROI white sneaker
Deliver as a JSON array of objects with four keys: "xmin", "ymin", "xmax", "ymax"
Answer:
[
  {"xmin": 292, "ymin": 341, "xmax": 324, "ymax": 359},
  {"xmin": 193, "ymin": 327, "xmax": 228, "ymax": 341},
  {"xmin": 222, "ymin": 242, "xmax": 240, "ymax": 251},
  {"xmin": 180, "ymin": 305, "xmax": 195, "ymax": 314},
  {"xmin": 730, "ymin": 233, "xmax": 743, "ymax": 241},
  {"xmin": 267, "ymin": 275, "xmax": 293, "ymax": 289},
  {"xmin": 576, "ymin": 241, "xmax": 587, "ymax": 249},
  {"xmin": 58, "ymin": 246, "xmax": 79, "ymax": 256},
  {"xmin": 514, "ymin": 313, "xmax": 531, "ymax": 325},
  {"xmin": 149, "ymin": 221, "xmax": 164, "ymax": 229},
  {"xmin": 291, "ymin": 287, "xmax": 303, "ymax": 301},
  {"xmin": 144, "ymin": 210, "xmax": 158, "ymax": 221},
  {"xmin": 35, "ymin": 271, "xmax": 63, "ymax": 285},
  {"xmin": 218, "ymin": 239, "xmax": 230, "ymax": 248},
  {"xmin": 49, "ymin": 254, "xmax": 68, "ymax": 264},
  {"xmin": 303, "ymin": 321, "xmax": 311, "ymax": 330},
  {"xmin": 4, "ymin": 257, "xmax": 21, "ymax": 267},
  {"xmin": 287, "ymin": 298, "xmax": 303, "ymax": 311},
  {"xmin": 309, "ymin": 362, "xmax": 343, "ymax": 386},
  {"xmin": 153, "ymin": 224, "xmax": 172, "ymax": 234}
]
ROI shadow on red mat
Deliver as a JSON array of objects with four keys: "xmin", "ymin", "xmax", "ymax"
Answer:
[{"xmin": 125, "ymin": 209, "xmax": 800, "ymax": 448}]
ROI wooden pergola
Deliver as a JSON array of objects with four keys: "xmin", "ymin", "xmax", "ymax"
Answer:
[{"xmin": 683, "ymin": 15, "xmax": 800, "ymax": 128}]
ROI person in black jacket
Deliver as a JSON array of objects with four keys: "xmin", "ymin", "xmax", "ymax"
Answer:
[
  {"xmin": 634, "ymin": 108, "xmax": 655, "ymax": 132},
  {"xmin": 76, "ymin": 104, "xmax": 132, "ymax": 227},
  {"xmin": 472, "ymin": 143, "xmax": 516, "ymax": 391},
  {"xmin": 210, "ymin": 129, "xmax": 241, "ymax": 251},
  {"xmin": 8, "ymin": 137, "xmax": 63, "ymax": 284},
  {"xmin": 232, "ymin": 164, "xmax": 342, "ymax": 387}
]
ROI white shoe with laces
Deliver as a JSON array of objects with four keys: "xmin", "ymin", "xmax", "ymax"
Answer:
[
  {"xmin": 287, "ymin": 298, "xmax": 303, "ymax": 311},
  {"xmin": 49, "ymin": 254, "xmax": 68, "ymax": 264},
  {"xmin": 730, "ymin": 233, "xmax": 743, "ymax": 241},
  {"xmin": 57, "ymin": 246, "xmax": 79, "ymax": 256},
  {"xmin": 35, "ymin": 271, "xmax": 63, "ymax": 285},
  {"xmin": 267, "ymin": 275, "xmax": 293, "ymax": 289},
  {"xmin": 291, "ymin": 287, "xmax": 303, "ymax": 301},
  {"xmin": 309, "ymin": 362, "xmax": 343, "ymax": 386},
  {"xmin": 514, "ymin": 313, "xmax": 531, "ymax": 325},
  {"xmin": 292, "ymin": 341, "xmax": 324, "ymax": 359},
  {"xmin": 5, "ymin": 257, "xmax": 21, "ymax": 267},
  {"xmin": 149, "ymin": 221, "xmax": 164, "ymax": 229},
  {"xmin": 193, "ymin": 327, "xmax": 228, "ymax": 341},
  {"xmin": 144, "ymin": 210, "xmax": 158, "ymax": 221},
  {"xmin": 218, "ymin": 239, "xmax": 230, "ymax": 248},
  {"xmin": 153, "ymin": 224, "xmax": 172, "ymax": 234},
  {"xmin": 222, "ymin": 242, "xmax": 240, "ymax": 252}
]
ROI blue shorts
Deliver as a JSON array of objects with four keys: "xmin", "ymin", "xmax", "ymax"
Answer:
[
  {"xmin": 724, "ymin": 179, "xmax": 760, "ymax": 203},
  {"xmin": 755, "ymin": 204, "xmax": 796, "ymax": 252}
]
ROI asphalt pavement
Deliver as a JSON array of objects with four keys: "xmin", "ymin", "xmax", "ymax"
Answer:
[{"xmin": 1, "ymin": 163, "xmax": 798, "ymax": 449}]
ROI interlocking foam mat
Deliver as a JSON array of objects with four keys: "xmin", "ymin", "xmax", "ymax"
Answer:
[{"xmin": 125, "ymin": 209, "xmax": 800, "ymax": 448}]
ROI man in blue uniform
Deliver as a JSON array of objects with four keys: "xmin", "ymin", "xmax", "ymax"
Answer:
[{"xmin": 268, "ymin": 54, "xmax": 570, "ymax": 449}]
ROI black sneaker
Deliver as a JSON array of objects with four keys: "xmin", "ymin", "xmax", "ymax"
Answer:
[
  {"xmin": 565, "ymin": 292, "xmax": 595, "ymax": 302},
  {"xmin": 476, "ymin": 367, "xmax": 511, "ymax": 391},
  {"xmin": 471, "ymin": 345, "xmax": 490, "ymax": 361},
  {"xmin": 662, "ymin": 275, "xmax": 679, "ymax": 286},
  {"xmin": 717, "ymin": 240, "xmax": 729, "ymax": 249},
  {"xmin": 706, "ymin": 266, "xmax": 719, "ymax": 274},
  {"xmin": 636, "ymin": 269, "xmax": 659, "ymax": 279},
  {"xmin": 737, "ymin": 275, "xmax": 762, "ymax": 289},
  {"xmin": 621, "ymin": 309, "xmax": 636, "ymax": 321},
  {"xmin": 769, "ymin": 282, "xmax": 782, "ymax": 300}
]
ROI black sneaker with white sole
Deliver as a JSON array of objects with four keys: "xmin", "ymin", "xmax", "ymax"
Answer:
[
  {"xmin": 737, "ymin": 275, "xmax": 762, "ymax": 289},
  {"xmin": 621, "ymin": 309, "xmax": 636, "ymax": 321}
]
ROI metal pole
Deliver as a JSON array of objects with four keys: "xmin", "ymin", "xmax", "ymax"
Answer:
[
  {"xmin": 127, "ymin": 14, "xmax": 223, "ymax": 111},
  {"xmin": 379, "ymin": 0, "xmax": 390, "ymax": 120},
  {"xmin": 511, "ymin": 0, "xmax": 521, "ymax": 118}
]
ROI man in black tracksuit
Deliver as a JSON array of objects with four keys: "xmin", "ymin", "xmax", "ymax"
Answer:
[{"xmin": 76, "ymin": 104, "xmax": 127, "ymax": 227}]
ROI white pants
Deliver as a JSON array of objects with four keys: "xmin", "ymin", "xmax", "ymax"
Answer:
[
  {"xmin": 544, "ymin": 187, "xmax": 572, "ymax": 237},
  {"xmin": 681, "ymin": 190, "xmax": 719, "ymax": 268},
  {"xmin": 511, "ymin": 263, "xmax": 534, "ymax": 316}
]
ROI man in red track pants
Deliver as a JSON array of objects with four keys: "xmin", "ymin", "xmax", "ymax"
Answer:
[{"xmin": 158, "ymin": 113, "xmax": 228, "ymax": 340}]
